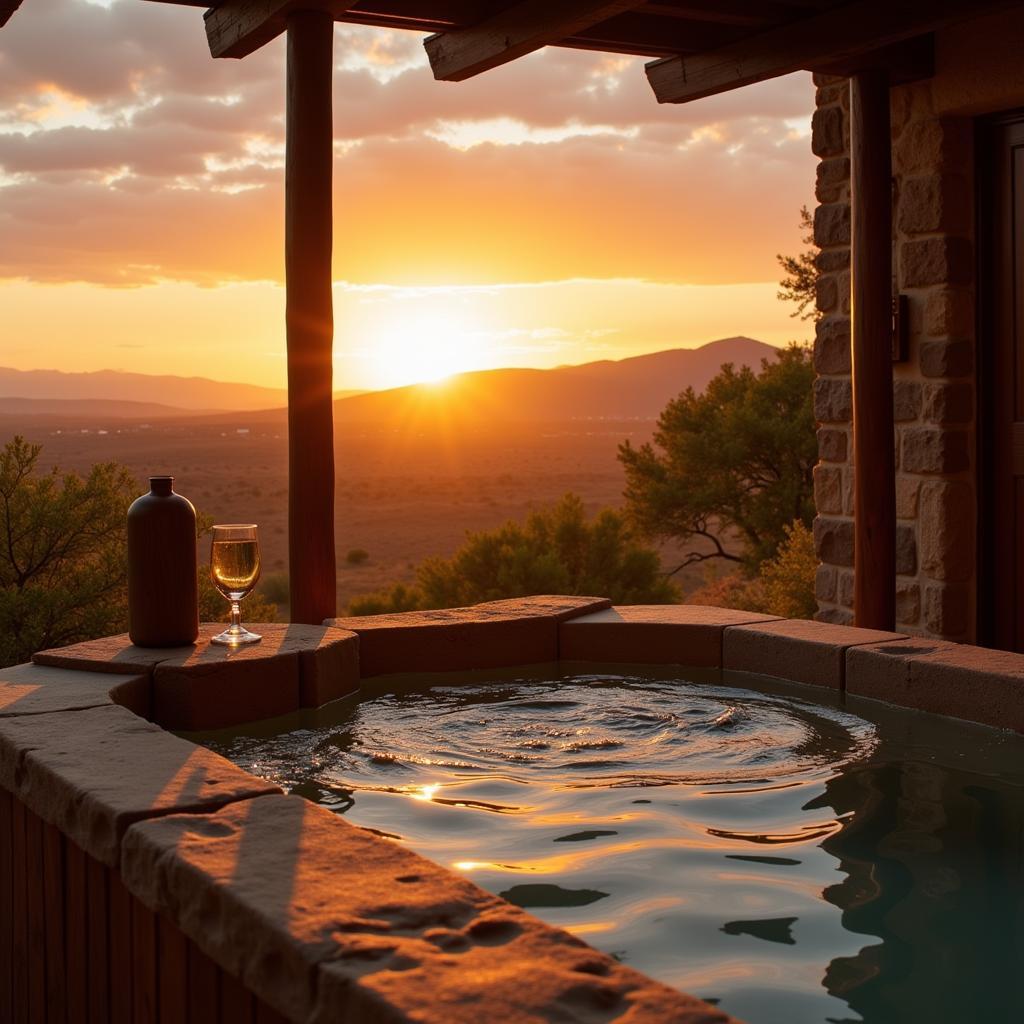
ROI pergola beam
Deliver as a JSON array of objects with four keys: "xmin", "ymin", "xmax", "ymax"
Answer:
[
  {"xmin": 645, "ymin": 0, "xmax": 1018, "ymax": 103},
  {"xmin": 424, "ymin": 0, "xmax": 644, "ymax": 82},
  {"xmin": 205, "ymin": 0, "xmax": 354, "ymax": 60},
  {"xmin": 0, "ymin": 0, "xmax": 23, "ymax": 29}
]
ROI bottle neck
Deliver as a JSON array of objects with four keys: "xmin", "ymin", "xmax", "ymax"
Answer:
[{"xmin": 150, "ymin": 476, "xmax": 174, "ymax": 497}]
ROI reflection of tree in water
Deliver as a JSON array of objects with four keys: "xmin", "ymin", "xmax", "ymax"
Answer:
[{"xmin": 815, "ymin": 759, "xmax": 1024, "ymax": 1023}]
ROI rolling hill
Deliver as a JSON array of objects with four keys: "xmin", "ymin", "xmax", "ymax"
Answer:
[{"xmin": 332, "ymin": 336, "xmax": 777, "ymax": 426}]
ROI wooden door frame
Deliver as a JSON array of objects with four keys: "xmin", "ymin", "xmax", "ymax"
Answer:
[{"xmin": 976, "ymin": 108, "xmax": 1024, "ymax": 649}]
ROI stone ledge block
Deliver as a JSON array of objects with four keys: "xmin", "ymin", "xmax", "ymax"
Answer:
[
  {"xmin": 900, "ymin": 237, "xmax": 972, "ymax": 288},
  {"xmin": 811, "ymin": 105, "xmax": 844, "ymax": 157},
  {"xmin": 814, "ymin": 378, "xmax": 852, "ymax": 424},
  {"xmin": 847, "ymin": 641, "xmax": 1024, "ymax": 732},
  {"xmin": 34, "ymin": 634, "xmax": 197, "ymax": 675},
  {"xmin": 299, "ymin": 629, "xmax": 359, "ymax": 709},
  {"xmin": 814, "ymin": 516, "xmax": 854, "ymax": 567},
  {"xmin": 151, "ymin": 624, "xmax": 357, "ymax": 731},
  {"xmin": 0, "ymin": 705, "xmax": 279, "ymax": 866},
  {"xmin": 331, "ymin": 596, "xmax": 611, "ymax": 677},
  {"xmin": 0, "ymin": 662, "xmax": 150, "ymax": 719},
  {"xmin": 558, "ymin": 605, "xmax": 781, "ymax": 668},
  {"xmin": 122, "ymin": 795, "xmax": 733, "ymax": 1024},
  {"xmin": 723, "ymin": 619, "xmax": 908, "ymax": 689}
]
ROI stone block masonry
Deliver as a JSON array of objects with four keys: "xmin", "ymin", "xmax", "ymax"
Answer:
[{"xmin": 811, "ymin": 69, "xmax": 977, "ymax": 641}]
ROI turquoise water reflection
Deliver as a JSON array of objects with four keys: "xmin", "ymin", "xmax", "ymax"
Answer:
[{"xmin": 201, "ymin": 669, "xmax": 1024, "ymax": 1024}]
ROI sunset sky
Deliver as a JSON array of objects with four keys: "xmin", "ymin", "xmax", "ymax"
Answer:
[{"xmin": 1, "ymin": 0, "xmax": 816, "ymax": 390}]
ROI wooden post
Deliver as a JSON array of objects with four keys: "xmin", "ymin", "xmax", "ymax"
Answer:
[
  {"xmin": 849, "ymin": 70, "xmax": 896, "ymax": 630},
  {"xmin": 285, "ymin": 10, "xmax": 336, "ymax": 624}
]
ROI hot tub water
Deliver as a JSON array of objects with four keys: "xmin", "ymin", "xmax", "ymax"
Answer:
[{"xmin": 202, "ymin": 669, "xmax": 1024, "ymax": 1024}]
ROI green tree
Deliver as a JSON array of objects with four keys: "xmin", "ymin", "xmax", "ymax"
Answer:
[
  {"xmin": 0, "ymin": 437, "xmax": 276, "ymax": 667},
  {"xmin": 618, "ymin": 345, "xmax": 816, "ymax": 574},
  {"xmin": 776, "ymin": 205, "xmax": 819, "ymax": 321},
  {"xmin": 758, "ymin": 519, "xmax": 817, "ymax": 619},
  {"xmin": 348, "ymin": 493, "xmax": 677, "ymax": 615},
  {"xmin": 0, "ymin": 436, "xmax": 137, "ymax": 666}
]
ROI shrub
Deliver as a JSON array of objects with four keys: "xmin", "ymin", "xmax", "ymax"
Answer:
[
  {"xmin": 345, "ymin": 548, "xmax": 370, "ymax": 566},
  {"xmin": 347, "ymin": 494, "xmax": 678, "ymax": 615}
]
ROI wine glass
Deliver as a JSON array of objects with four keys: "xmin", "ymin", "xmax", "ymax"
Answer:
[{"xmin": 210, "ymin": 524, "xmax": 262, "ymax": 646}]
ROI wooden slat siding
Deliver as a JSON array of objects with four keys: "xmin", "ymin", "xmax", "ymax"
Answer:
[
  {"xmin": 86, "ymin": 857, "xmax": 109, "ymax": 1024},
  {"xmin": 220, "ymin": 968, "xmax": 257, "ymax": 1023},
  {"xmin": 285, "ymin": 10, "xmax": 338, "ymax": 625},
  {"xmin": 107, "ymin": 869, "xmax": 133, "ymax": 1024},
  {"xmin": 254, "ymin": 1000, "xmax": 291, "ymax": 1024},
  {"xmin": 158, "ymin": 914, "xmax": 189, "ymax": 1024},
  {"xmin": 132, "ymin": 901, "xmax": 159, "ymax": 1023},
  {"xmin": 25, "ymin": 811, "xmax": 47, "ymax": 1022},
  {"xmin": 188, "ymin": 942, "xmax": 221, "ymax": 1020},
  {"xmin": 11, "ymin": 797, "xmax": 28, "ymax": 1024},
  {"xmin": 644, "ymin": 0, "xmax": 1021, "ymax": 103},
  {"xmin": 64, "ymin": 839, "xmax": 89, "ymax": 1024},
  {"xmin": 42, "ymin": 824, "xmax": 68, "ymax": 1024},
  {"xmin": 425, "ymin": 0, "xmax": 643, "ymax": 81},
  {"xmin": 0, "ymin": 788, "xmax": 13, "ymax": 1024}
]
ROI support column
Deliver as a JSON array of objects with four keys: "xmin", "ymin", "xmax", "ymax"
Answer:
[
  {"xmin": 285, "ymin": 10, "xmax": 336, "ymax": 624},
  {"xmin": 849, "ymin": 70, "xmax": 896, "ymax": 630}
]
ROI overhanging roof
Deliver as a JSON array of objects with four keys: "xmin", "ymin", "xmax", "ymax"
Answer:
[{"xmin": 6, "ymin": 1, "xmax": 1018, "ymax": 99}]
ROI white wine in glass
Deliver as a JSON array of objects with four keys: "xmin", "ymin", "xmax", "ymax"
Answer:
[{"xmin": 210, "ymin": 524, "xmax": 262, "ymax": 646}]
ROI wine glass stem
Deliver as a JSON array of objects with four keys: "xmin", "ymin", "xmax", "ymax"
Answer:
[{"xmin": 231, "ymin": 600, "xmax": 242, "ymax": 633}]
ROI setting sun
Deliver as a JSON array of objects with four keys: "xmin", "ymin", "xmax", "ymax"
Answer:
[{"xmin": 358, "ymin": 306, "xmax": 490, "ymax": 389}]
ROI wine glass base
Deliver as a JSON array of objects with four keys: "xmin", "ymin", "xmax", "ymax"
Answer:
[{"xmin": 210, "ymin": 626, "xmax": 262, "ymax": 646}]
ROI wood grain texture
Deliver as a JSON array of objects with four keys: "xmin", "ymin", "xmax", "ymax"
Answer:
[
  {"xmin": 64, "ymin": 839, "xmax": 89, "ymax": 1024},
  {"xmin": 0, "ymin": 789, "xmax": 12, "ymax": 1024},
  {"xmin": 157, "ymin": 914, "xmax": 189, "ymax": 1024},
  {"xmin": 25, "ymin": 811, "xmax": 46, "ymax": 1022},
  {"xmin": 285, "ymin": 10, "xmax": 338, "ymax": 624},
  {"xmin": 850, "ymin": 70, "xmax": 895, "ymax": 631},
  {"xmin": 132, "ymin": 900, "xmax": 158, "ymax": 1023},
  {"xmin": 645, "ymin": 0, "xmax": 1018, "ymax": 102},
  {"xmin": 205, "ymin": 0, "xmax": 355, "ymax": 59},
  {"xmin": 42, "ymin": 824, "xmax": 67, "ymax": 1024},
  {"xmin": 86, "ymin": 857, "xmax": 109, "ymax": 1024},
  {"xmin": 425, "ymin": 0, "xmax": 643, "ymax": 81},
  {"xmin": 188, "ymin": 942, "xmax": 221, "ymax": 1020},
  {"xmin": 108, "ymin": 869, "xmax": 134, "ymax": 1024}
]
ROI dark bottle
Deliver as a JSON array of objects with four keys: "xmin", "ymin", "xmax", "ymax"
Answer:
[{"xmin": 127, "ymin": 476, "xmax": 199, "ymax": 647}]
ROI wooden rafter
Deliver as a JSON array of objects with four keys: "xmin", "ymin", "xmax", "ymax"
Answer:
[
  {"xmin": 646, "ymin": 0, "xmax": 1020, "ymax": 103},
  {"xmin": 0, "ymin": 0, "xmax": 23, "ymax": 29},
  {"xmin": 424, "ymin": 0, "xmax": 645, "ymax": 82},
  {"xmin": 205, "ymin": 0, "xmax": 355, "ymax": 59}
]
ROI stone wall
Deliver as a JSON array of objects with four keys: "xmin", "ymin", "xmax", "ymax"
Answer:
[{"xmin": 809, "ymin": 6, "xmax": 1024, "ymax": 641}]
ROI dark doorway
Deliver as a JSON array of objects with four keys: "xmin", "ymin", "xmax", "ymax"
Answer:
[{"xmin": 979, "ymin": 112, "xmax": 1024, "ymax": 651}]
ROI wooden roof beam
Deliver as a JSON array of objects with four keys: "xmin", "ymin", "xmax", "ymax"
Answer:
[
  {"xmin": 645, "ymin": 0, "xmax": 1019, "ymax": 103},
  {"xmin": 424, "ymin": 0, "xmax": 645, "ymax": 82},
  {"xmin": 205, "ymin": 0, "xmax": 355, "ymax": 59},
  {"xmin": 0, "ymin": 0, "xmax": 23, "ymax": 29}
]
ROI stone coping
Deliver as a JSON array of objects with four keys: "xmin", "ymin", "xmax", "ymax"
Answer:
[
  {"xmin": 723, "ymin": 618, "xmax": 910, "ymax": 689},
  {"xmin": 328, "ymin": 595, "xmax": 611, "ymax": 676},
  {"xmin": 6, "ymin": 597, "xmax": 1024, "ymax": 1023},
  {"xmin": 0, "ymin": 661, "xmax": 150, "ymax": 719},
  {"xmin": 123, "ymin": 795, "xmax": 731, "ymax": 1024},
  {"xmin": 34, "ymin": 623, "xmax": 359, "ymax": 731},
  {"xmin": 0, "ymin": 704, "xmax": 280, "ymax": 867},
  {"xmin": 560, "ymin": 605, "xmax": 782, "ymax": 667}
]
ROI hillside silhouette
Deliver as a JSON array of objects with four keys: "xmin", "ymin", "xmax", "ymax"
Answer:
[{"xmin": 332, "ymin": 336, "xmax": 775, "ymax": 428}]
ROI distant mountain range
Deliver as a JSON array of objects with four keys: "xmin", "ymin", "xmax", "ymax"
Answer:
[
  {"xmin": 0, "ymin": 337, "xmax": 777, "ymax": 423},
  {"xmin": 332, "ymin": 336, "xmax": 776, "ymax": 425}
]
